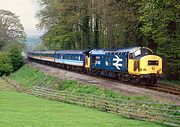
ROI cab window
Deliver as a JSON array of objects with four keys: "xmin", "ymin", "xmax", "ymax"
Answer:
[
  {"xmin": 141, "ymin": 48, "xmax": 153, "ymax": 55},
  {"xmin": 134, "ymin": 48, "xmax": 153, "ymax": 58},
  {"xmin": 134, "ymin": 49, "xmax": 141, "ymax": 57},
  {"xmin": 129, "ymin": 53, "xmax": 133, "ymax": 59}
]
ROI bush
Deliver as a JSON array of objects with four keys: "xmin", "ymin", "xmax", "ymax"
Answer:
[
  {"xmin": 0, "ymin": 52, "xmax": 13, "ymax": 76},
  {"xmin": 3, "ymin": 43, "xmax": 24, "ymax": 71},
  {"xmin": 0, "ymin": 42, "xmax": 24, "ymax": 76}
]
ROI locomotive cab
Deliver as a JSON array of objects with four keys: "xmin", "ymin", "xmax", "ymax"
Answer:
[{"xmin": 128, "ymin": 47, "xmax": 162, "ymax": 83}]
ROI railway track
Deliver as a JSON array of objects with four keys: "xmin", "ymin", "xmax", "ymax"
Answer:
[
  {"xmin": 86, "ymin": 72, "xmax": 180, "ymax": 96},
  {"xmin": 148, "ymin": 84, "xmax": 180, "ymax": 96},
  {"xmin": 27, "ymin": 59, "xmax": 180, "ymax": 97},
  {"xmin": 99, "ymin": 76, "xmax": 180, "ymax": 96}
]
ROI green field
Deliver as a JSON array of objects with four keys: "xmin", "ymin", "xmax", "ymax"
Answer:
[
  {"xmin": 0, "ymin": 78, "xmax": 166, "ymax": 127},
  {"xmin": 0, "ymin": 91, "xmax": 165, "ymax": 127}
]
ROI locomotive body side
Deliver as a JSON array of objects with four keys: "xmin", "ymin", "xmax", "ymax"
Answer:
[
  {"xmin": 88, "ymin": 47, "xmax": 162, "ymax": 84},
  {"xmin": 89, "ymin": 49, "xmax": 128, "ymax": 73}
]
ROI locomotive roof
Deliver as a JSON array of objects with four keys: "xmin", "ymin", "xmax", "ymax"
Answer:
[
  {"xmin": 90, "ymin": 47, "xmax": 141, "ymax": 54},
  {"xmin": 56, "ymin": 50, "xmax": 87, "ymax": 55}
]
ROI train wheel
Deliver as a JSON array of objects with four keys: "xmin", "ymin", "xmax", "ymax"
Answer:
[
  {"xmin": 151, "ymin": 77, "xmax": 157, "ymax": 85},
  {"xmin": 132, "ymin": 78, "xmax": 141, "ymax": 84},
  {"xmin": 146, "ymin": 77, "xmax": 157, "ymax": 86}
]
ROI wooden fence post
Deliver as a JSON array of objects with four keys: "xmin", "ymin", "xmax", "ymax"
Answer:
[
  {"xmin": 104, "ymin": 96, "xmax": 109, "ymax": 111},
  {"xmin": 116, "ymin": 102, "xmax": 119, "ymax": 113},
  {"xmin": 92, "ymin": 95, "xmax": 96, "ymax": 108}
]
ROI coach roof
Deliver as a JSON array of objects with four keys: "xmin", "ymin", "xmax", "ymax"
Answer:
[
  {"xmin": 41, "ymin": 50, "xmax": 56, "ymax": 54},
  {"xmin": 56, "ymin": 50, "xmax": 86, "ymax": 55},
  {"xmin": 28, "ymin": 50, "xmax": 42, "ymax": 54}
]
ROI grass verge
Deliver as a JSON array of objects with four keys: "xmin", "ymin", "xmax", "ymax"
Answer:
[{"xmin": 0, "ymin": 77, "xmax": 14, "ymax": 91}]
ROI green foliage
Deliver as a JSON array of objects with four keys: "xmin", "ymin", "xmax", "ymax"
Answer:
[
  {"xmin": 0, "ymin": 43, "xmax": 24, "ymax": 76},
  {"xmin": 5, "ymin": 43, "xmax": 24, "ymax": 71},
  {"xmin": 44, "ymin": 29, "xmax": 76, "ymax": 50},
  {"xmin": 37, "ymin": 0, "xmax": 138, "ymax": 50},
  {"xmin": 0, "ymin": 52, "xmax": 13, "ymax": 76},
  {"xmin": 139, "ymin": 0, "xmax": 180, "ymax": 80}
]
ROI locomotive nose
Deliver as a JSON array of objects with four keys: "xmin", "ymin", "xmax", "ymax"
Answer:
[{"xmin": 139, "ymin": 55, "xmax": 162, "ymax": 75}]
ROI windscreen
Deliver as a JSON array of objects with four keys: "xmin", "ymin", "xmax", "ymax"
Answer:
[{"xmin": 134, "ymin": 48, "xmax": 153, "ymax": 58}]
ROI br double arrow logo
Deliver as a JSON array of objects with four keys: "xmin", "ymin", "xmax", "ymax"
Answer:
[{"xmin": 113, "ymin": 55, "xmax": 123, "ymax": 70}]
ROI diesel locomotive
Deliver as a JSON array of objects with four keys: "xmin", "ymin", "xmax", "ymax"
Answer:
[{"xmin": 27, "ymin": 47, "xmax": 162, "ymax": 85}]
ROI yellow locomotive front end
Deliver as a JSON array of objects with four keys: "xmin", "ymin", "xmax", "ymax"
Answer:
[
  {"xmin": 128, "ymin": 47, "xmax": 162, "ymax": 84},
  {"xmin": 140, "ymin": 55, "xmax": 162, "ymax": 75}
]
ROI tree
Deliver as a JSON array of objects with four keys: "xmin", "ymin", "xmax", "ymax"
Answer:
[
  {"xmin": 36, "ymin": 0, "xmax": 180, "ymax": 80},
  {"xmin": 139, "ymin": 0, "xmax": 180, "ymax": 80},
  {"xmin": 0, "ymin": 9, "xmax": 26, "ymax": 49}
]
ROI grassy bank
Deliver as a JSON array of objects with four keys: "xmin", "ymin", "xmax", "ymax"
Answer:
[
  {"xmin": 0, "ymin": 71, "xmax": 166, "ymax": 127},
  {"xmin": 10, "ymin": 65, "xmax": 152, "ymax": 101},
  {"xmin": 0, "ymin": 91, "xmax": 165, "ymax": 127}
]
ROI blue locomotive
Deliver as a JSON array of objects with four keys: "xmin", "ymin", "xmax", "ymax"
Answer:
[{"xmin": 27, "ymin": 47, "xmax": 162, "ymax": 84}]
